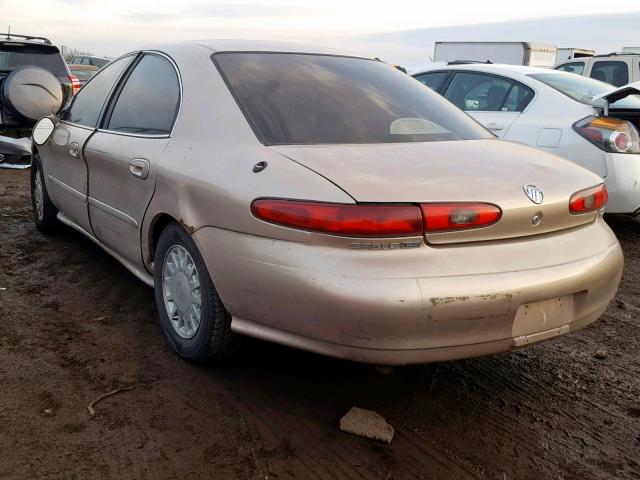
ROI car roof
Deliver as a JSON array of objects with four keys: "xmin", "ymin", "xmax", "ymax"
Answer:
[
  {"xmin": 0, "ymin": 33, "xmax": 53, "ymax": 46},
  {"xmin": 145, "ymin": 39, "xmax": 367, "ymax": 59},
  {"xmin": 412, "ymin": 63, "xmax": 568, "ymax": 79}
]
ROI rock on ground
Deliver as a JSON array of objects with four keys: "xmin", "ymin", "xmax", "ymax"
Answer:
[{"xmin": 340, "ymin": 407, "xmax": 394, "ymax": 444}]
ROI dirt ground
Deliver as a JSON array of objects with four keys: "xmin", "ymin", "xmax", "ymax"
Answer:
[{"xmin": 1, "ymin": 168, "xmax": 639, "ymax": 480}]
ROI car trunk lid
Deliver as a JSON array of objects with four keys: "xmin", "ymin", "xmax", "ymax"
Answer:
[{"xmin": 271, "ymin": 139, "xmax": 604, "ymax": 244}]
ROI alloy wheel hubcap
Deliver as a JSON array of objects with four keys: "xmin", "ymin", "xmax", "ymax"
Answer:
[
  {"xmin": 162, "ymin": 245, "xmax": 202, "ymax": 339},
  {"xmin": 34, "ymin": 169, "xmax": 44, "ymax": 221}
]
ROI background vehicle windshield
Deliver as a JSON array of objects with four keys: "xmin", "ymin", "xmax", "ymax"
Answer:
[
  {"xmin": 0, "ymin": 45, "xmax": 68, "ymax": 76},
  {"xmin": 214, "ymin": 53, "xmax": 492, "ymax": 145},
  {"xmin": 530, "ymin": 72, "xmax": 640, "ymax": 109}
]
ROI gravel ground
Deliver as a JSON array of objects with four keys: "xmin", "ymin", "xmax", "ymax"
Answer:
[{"xmin": 1, "ymin": 168, "xmax": 639, "ymax": 480}]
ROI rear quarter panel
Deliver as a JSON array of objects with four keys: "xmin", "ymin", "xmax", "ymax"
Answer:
[{"xmin": 140, "ymin": 44, "xmax": 353, "ymax": 269}]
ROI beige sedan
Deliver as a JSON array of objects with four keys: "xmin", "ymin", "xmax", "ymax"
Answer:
[{"xmin": 30, "ymin": 40, "xmax": 623, "ymax": 365}]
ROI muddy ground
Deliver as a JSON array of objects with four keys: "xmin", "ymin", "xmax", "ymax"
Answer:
[{"xmin": 0, "ymin": 168, "xmax": 639, "ymax": 480}]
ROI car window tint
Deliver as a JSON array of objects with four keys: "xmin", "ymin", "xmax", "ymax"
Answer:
[
  {"xmin": 554, "ymin": 62, "xmax": 585, "ymax": 75},
  {"xmin": 590, "ymin": 61, "xmax": 629, "ymax": 87},
  {"xmin": 414, "ymin": 72, "xmax": 449, "ymax": 91},
  {"xmin": 444, "ymin": 72, "xmax": 513, "ymax": 111},
  {"xmin": 502, "ymin": 83, "xmax": 534, "ymax": 112},
  {"xmin": 71, "ymin": 69, "xmax": 95, "ymax": 82},
  {"xmin": 0, "ymin": 45, "xmax": 68, "ymax": 77},
  {"xmin": 215, "ymin": 53, "xmax": 491, "ymax": 145},
  {"xmin": 92, "ymin": 58, "xmax": 109, "ymax": 68},
  {"xmin": 64, "ymin": 55, "xmax": 133, "ymax": 127},
  {"xmin": 106, "ymin": 54, "xmax": 179, "ymax": 135}
]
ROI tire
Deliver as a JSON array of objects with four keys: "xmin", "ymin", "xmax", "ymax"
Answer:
[
  {"xmin": 31, "ymin": 154, "xmax": 59, "ymax": 233},
  {"xmin": 154, "ymin": 222, "xmax": 239, "ymax": 362}
]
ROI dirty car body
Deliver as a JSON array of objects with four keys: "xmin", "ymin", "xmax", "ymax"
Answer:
[{"xmin": 32, "ymin": 41, "xmax": 624, "ymax": 365}]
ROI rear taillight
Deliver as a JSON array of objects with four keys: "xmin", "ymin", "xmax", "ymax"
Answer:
[
  {"xmin": 574, "ymin": 116, "xmax": 640, "ymax": 154},
  {"xmin": 569, "ymin": 184, "xmax": 608, "ymax": 214},
  {"xmin": 69, "ymin": 74, "xmax": 81, "ymax": 95},
  {"xmin": 250, "ymin": 199, "xmax": 423, "ymax": 237},
  {"xmin": 421, "ymin": 203, "xmax": 502, "ymax": 232},
  {"xmin": 251, "ymin": 199, "xmax": 502, "ymax": 237}
]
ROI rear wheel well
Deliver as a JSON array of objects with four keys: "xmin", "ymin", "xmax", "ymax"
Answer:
[{"xmin": 150, "ymin": 214, "xmax": 177, "ymax": 262}]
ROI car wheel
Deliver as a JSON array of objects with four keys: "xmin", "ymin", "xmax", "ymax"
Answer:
[
  {"xmin": 154, "ymin": 222, "xmax": 240, "ymax": 362},
  {"xmin": 31, "ymin": 154, "xmax": 59, "ymax": 233}
]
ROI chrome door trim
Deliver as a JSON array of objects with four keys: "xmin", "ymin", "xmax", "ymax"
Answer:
[
  {"xmin": 56, "ymin": 212, "xmax": 153, "ymax": 287},
  {"xmin": 47, "ymin": 175, "xmax": 87, "ymax": 202},
  {"xmin": 95, "ymin": 129, "xmax": 170, "ymax": 139},
  {"xmin": 87, "ymin": 196, "xmax": 138, "ymax": 227},
  {"xmin": 58, "ymin": 120, "xmax": 96, "ymax": 131}
]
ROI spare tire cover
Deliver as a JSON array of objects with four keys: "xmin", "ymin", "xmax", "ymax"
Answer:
[{"xmin": 2, "ymin": 66, "xmax": 64, "ymax": 121}]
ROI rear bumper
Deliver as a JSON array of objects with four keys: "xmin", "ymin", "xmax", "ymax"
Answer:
[
  {"xmin": 604, "ymin": 152, "xmax": 640, "ymax": 214},
  {"xmin": 194, "ymin": 217, "xmax": 623, "ymax": 365},
  {"xmin": 0, "ymin": 134, "xmax": 31, "ymax": 169}
]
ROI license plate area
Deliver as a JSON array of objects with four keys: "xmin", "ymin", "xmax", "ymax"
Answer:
[{"xmin": 512, "ymin": 295, "xmax": 574, "ymax": 346}]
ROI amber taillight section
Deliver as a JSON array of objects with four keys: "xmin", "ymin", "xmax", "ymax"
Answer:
[{"xmin": 420, "ymin": 203, "xmax": 502, "ymax": 232}]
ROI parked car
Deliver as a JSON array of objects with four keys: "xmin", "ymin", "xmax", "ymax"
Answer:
[
  {"xmin": 68, "ymin": 64, "xmax": 98, "ymax": 86},
  {"xmin": 0, "ymin": 33, "xmax": 78, "ymax": 168},
  {"xmin": 69, "ymin": 55, "xmax": 109, "ymax": 68},
  {"xmin": 413, "ymin": 63, "xmax": 640, "ymax": 215},
  {"xmin": 554, "ymin": 53, "xmax": 640, "ymax": 87},
  {"xmin": 31, "ymin": 41, "xmax": 622, "ymax": 366},
  {"xmin": 434, "ymin": 42, "xmax": 557, "ymax": 67}
]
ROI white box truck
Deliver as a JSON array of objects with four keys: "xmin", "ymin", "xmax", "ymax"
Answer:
[
  {"xmin": 433, "ymin": 42, "xmax": 557, "ymax": 67},
  {"xmin": 555, "ymin": 47, "xmax": 595, "ymax": 63}
]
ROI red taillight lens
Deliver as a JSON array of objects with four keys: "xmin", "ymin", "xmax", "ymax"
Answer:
[
  {"xmin": 69, "ymin": 74, "xmax": 81, "ymax": 95},
  {"xmin": 569, "ymin": 184, "xmax": 608, "ymax": 214},
  {"xmin": 420, "ymin": 203, "xmax": 502, "ymax": 232},
  {"xmin": 251, "ymin": 199, "xmax": 423, "ymax": 237},
  {"xmin": 574, "ymin": 116, "xmax": 640, "ymax": 154}
]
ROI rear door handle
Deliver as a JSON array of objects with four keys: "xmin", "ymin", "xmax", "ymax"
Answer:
[
  {"xmin": 485, "ymin": 123, "xmax": 504, "ymax": 131},
  {"xmin": 129, "ymin": 158, "xmax": 150, "ymax": 179}
]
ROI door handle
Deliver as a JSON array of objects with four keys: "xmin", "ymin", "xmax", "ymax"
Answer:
[
  {"xmin": 485, "ymin": 123, "xmax": 504, "ymax": 131},
  {"xmin": 69, "ymin": 142, "xmax": 80, "ymax": 158},
  {"xmin": 129, "ymin": 158, "xmax": 150, "ymax": 180}
]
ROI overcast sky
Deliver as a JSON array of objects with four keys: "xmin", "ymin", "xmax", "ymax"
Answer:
[{"xmin": 3, "ymin": 0, "xmax": 640, "ymax": 63}]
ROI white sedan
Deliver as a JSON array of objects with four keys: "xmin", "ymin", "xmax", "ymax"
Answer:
[{"xmin": 412, "ymin": 63, "xmax": 640, "ymax": 215}]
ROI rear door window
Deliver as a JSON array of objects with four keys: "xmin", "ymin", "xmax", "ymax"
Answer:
[
  {"xmin": 64, "ymin": 55, "xmax": 134, "ymax": 127},
  {"xmin": 502, "ymin": 83, "xmax": 535, "ymax": 112},
  {"xmin": 104, "ymin": 54, "xmax": 180, "ymax": 135},
  {"xmin": 443, "ymin": 72, "xmax": 515, "ymax": 111},
  {"xmin": 554, "ymin": 62, "xmax": 585, "ymax": 75},
  {"xmin": 590, "ymin": 61, "xmax": 629, "ymax": 87},
  {"xmin": 413, "ymin": 71, "xmax": 449, "ymax": 91}
]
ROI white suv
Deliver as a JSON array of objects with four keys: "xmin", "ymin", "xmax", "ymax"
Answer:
[{"xmin": 554, "ymin": 54, "xmax": 640, "ymax": 87}]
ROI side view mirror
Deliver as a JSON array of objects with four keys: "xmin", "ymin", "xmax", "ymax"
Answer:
[{"xmin": 32, "ymin": 116, "xmax": 58, "ymax": 146}]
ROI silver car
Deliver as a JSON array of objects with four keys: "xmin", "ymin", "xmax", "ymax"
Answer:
[{"xmin": 31, "ymin": 41, "xmax": 623, "ymax": 365}]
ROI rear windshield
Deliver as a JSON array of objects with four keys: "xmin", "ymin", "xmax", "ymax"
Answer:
[
  {"xmin": 214, "ymin": 53, "xmax": 492, "ymax": 145},
  {"xmin": 92, "ymin": 58, "xmax": 109, "ymax": 68},
  {"xmin": 0, "ymin": 44, "xmax": 68, "ymax": 77},
  {"xmin": 529, "ymin": 72, "xmax": 640, "ymax": 109},
  {"xmin": 70, "ymin": 69, "xmax": 95, "ymax": 81}
]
